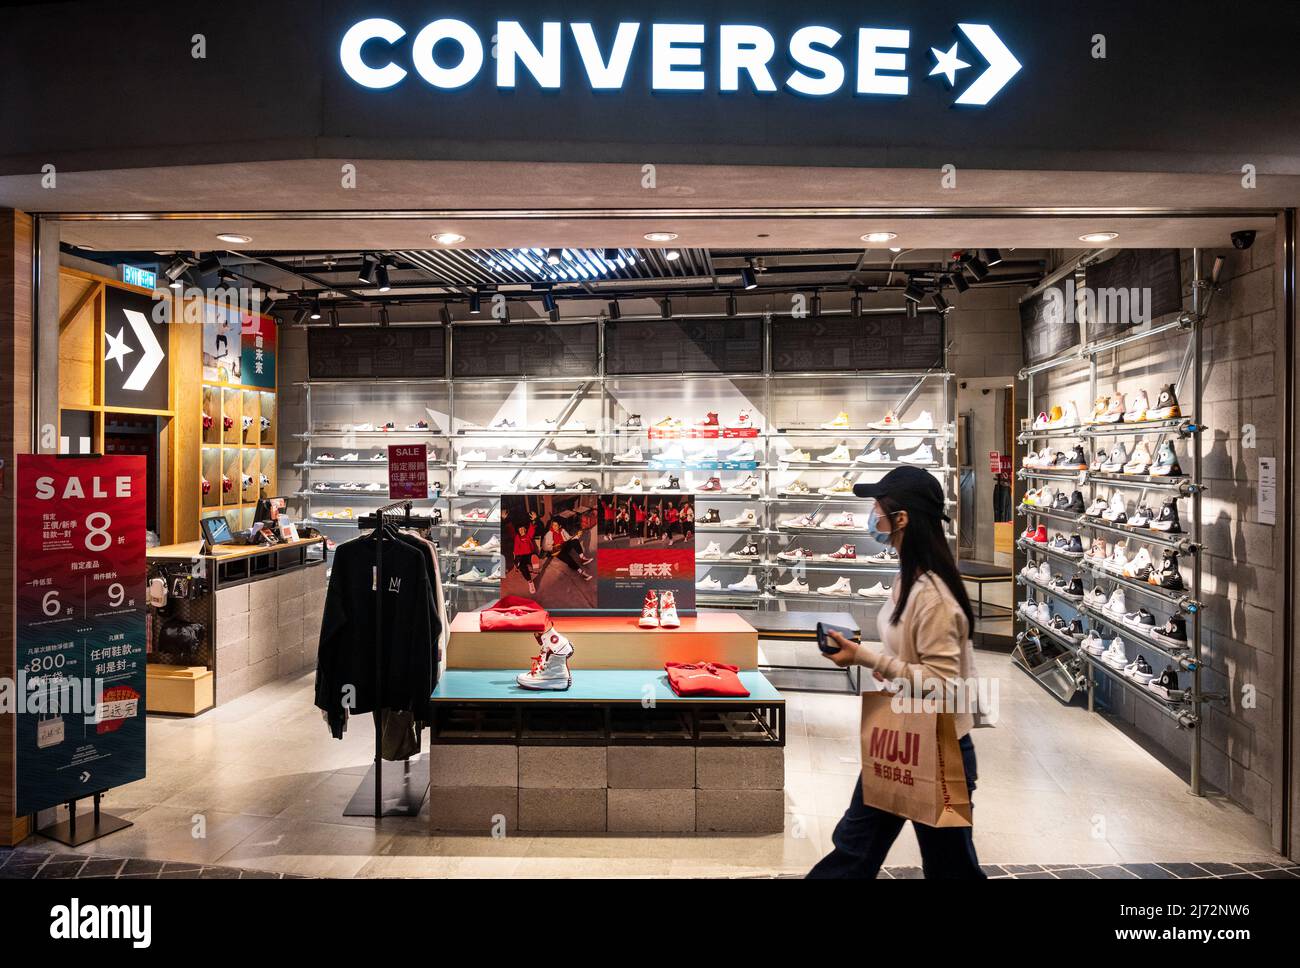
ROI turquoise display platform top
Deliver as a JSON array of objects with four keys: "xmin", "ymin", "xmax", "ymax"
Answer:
[{"xmin": 431, "ymin": 669, "xmax": 783, "ymax": 704}]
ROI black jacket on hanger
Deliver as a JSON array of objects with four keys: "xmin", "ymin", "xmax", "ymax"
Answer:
[{"xmin": 314, "ymin": 530, "xmax": 440, "ymax": 739}]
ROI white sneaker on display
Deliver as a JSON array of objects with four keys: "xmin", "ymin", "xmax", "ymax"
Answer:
[
  {"xmin": 776, "ymin": 576, "xmax": 809, "ymax": 594},
  {"xmin": 727, "ymin": 575, "xmax": 760, "ymax": 593},
  {"xmin": 696, "ymin": 575, "xmax": 722, "ymax": 591},
  {"xmin": 816, "ymin": 577, "xmax": 853, "ymax": 597},
  {"xmin": 659, "ymin": 591, "xmax": 681, "ymax": 629},
  {"xmin": 858, "ymin": 582, "xmax": 891, "ymax": 598},
  {"xmin": 614, "ymin": 447, "xmax": 643, "ymax": 463},
  {"xmin": 903, "ymin": 411, "xmax": 936, "ymax": 431},
  {"xmin": 698, "ymin": 542, "xmax": 723, "ymax": 560},
  {"xmin": 516, "ymin": 628, "xmax": 574, "ymax": 691},
  {"xmin": 723, "ymin": 509, "xmax": 758, "ymax": 528},
  {"xmin": 898, "ymin": 444, "xmax": 935, "ymax": 465},
  {"xmin": 818, "ymin": 445, "xmax": 852, "ymax": 464}
]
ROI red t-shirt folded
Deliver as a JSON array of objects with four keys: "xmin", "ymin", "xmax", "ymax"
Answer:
[
  {"xmin": 479, "ymin": 596, "xmax": 551, "ymax": 632},
  {"xmin": 664, "ymin": 661, "xmax": 751, "ymax": 697}
]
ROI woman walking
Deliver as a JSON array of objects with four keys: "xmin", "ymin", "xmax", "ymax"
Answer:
[{"xmin": 809, "ymin": 466, "xmax": 985, "ymax": 880}]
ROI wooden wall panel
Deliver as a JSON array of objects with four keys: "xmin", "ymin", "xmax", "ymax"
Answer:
[
  {"xmin": 0, "ymin": 210, "xmax": 33, "ymax": 845},
  {"xmin": 57, "ymin": 274, "xmax": 98, "ymax": 409}
]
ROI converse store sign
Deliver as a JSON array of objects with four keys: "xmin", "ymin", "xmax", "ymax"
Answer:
[{"xmin": 340, "ymin": 18, "xmax": 1022, "ymax": 106}]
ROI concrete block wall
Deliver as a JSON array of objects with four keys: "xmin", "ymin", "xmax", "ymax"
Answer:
[
  {"xmin": 429, "ymin": 743, "xmax": 783, "ymax": 833},
  {"xmin": 1034, "ymin": 239, "xmax": 1283, "ymax": 824},
  {"xmin": 213, "ymin": 564, "xmax": 325, "ymax": 705}
]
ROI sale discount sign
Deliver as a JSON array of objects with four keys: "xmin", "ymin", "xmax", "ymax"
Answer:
[{"xmin": 14, "ymin": 456, "xmax": 147, "ymax": 815}]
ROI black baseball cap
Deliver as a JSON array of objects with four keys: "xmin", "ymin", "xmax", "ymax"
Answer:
[{"xmin": 853, "ymin": 466, "xmax": 950, "ymax": 521}]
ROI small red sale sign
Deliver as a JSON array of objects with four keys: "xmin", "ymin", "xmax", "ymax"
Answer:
[
  {"xmin": 988, "ymin": 451, "xmax": 1002, "ymax": 474},
  {"xmin": 387, "ymin": 444, "xmax": 428, "ymax": 499}
]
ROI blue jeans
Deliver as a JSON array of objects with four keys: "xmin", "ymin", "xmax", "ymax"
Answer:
[{"xmin": 807, "ymin": 734, "xmax": 985, "ymax": 879}]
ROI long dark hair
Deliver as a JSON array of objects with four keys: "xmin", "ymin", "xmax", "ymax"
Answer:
[{"xmin": 879, "ymin": 496, "xmax": 975, "ymax": 632}]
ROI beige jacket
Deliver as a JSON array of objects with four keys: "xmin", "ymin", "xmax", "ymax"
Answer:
[{"xmin": 852, "ymin": 572, "xmax": 979, "ymax": 738}]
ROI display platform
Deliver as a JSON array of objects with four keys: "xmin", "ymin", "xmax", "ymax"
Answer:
[
  {"xmin": 445, "ymin": 610, "xmax": 758, "ymax": 670},
  {"xmin": 433, "ymin": 668, "xmax": 781, "ymax": 704}
]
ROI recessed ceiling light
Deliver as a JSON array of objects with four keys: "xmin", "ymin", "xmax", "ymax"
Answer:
[
  {"xmin": 1079, "ymin": 232, "xmax": 1119, "ymax": 243},
  {"xmin": 432, "ymin": 232, "xmax": 466, "ymax": 245},
  {"xmin": 861, "ymin": 232, "xmax": 898, "ymax": 243},
  {"xmin": 644, "ymin": 232, "xmax": 678, "ymax": 243},
  {"xmin": 216, "ymin": 233, "xmax": 252, "ymax": 244},
  {"xmin": 665, "ymin": 249, "xmax": 681, "ymax": 261}
]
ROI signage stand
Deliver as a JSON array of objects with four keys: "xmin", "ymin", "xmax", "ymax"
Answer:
[{"xmin": 37, "ymin": 793, "xmax": 133, "ymax": 848}]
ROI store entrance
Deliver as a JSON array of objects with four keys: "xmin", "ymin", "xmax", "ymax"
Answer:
[{"xmin": 33, "ymin": 216, "xmax": 1289, "ymax": 873}]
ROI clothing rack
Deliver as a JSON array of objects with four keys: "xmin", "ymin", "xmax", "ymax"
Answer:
[{"xmin": 343, "ymin": 499, "xmax": 431, "ymax": 819}]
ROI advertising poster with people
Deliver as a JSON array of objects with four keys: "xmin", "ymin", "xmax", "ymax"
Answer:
[
  {"xmin": 499, "ymin": 494, "xmax": 599, "ymax": 610},
  {"xmin": 596, "ymin": 494, "xmax": 696, "ymax": 613}
]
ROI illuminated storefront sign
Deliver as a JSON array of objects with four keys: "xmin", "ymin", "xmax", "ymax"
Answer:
[{"xmin": 340, "ymin": 18, "xmax": 1022, "ymax": 106}]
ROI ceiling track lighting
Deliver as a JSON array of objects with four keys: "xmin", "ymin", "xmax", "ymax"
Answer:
[
  {"xmin": 740, "ymin": 266, "xmax": 758, "ymax": 290},
  {"xmin": 850, "ymin": 292, "xmax": 864, "ymax": 318},
  {"xmin": 545, "ymin": 249, "xmax": 563, "ymax": 266},
  {"xmin": 375, "ymin": 260, "xmax": 391, "ymax": 293},
  {"xmin": 292, "ymin": 305, "xmax": 309, "ymax": 326},
  {"xmin": 660, "ymin": 298, "xmax": 673, "ymax": 319},
  {"xmin": 903, "ymin": 277, "xmax": 927, "ymax": 304},
  {"xmin": 963, "ymin": 255, "xmax": 990, "ymax": 281},
  {"xmin": 726, "ymin": 294, "xmax": 738, "ymax": 317},
  {"xmin": 328, "ymin": 306, "xmax": 340, "ymax": 328},
  {"xmin": 469, "ymin": 291, "xmax": 482, "ymax": 315},
  {"xmin": 906, "ymin": 300, "xmax": 919, "ymax": 321},
  {"xmin": 163, "ymin": 255, "xmax": 190, "ymax": 282},
  {"xmin": 379, "ymin": 305, "xmax": 391, "ymax": 327},
  {"xmin": 607, "ymin": 299, "xmax": 622, "ymax": 320},
  {"xmin": 980, "ymin": 248, "xmax": 1004, "ymax": 267},
  {"xmin": 358, "ymin": 255, "xmax": 377, "ymax": 285},
  {"xmin": 949, "ymin": 272, "xmax": 971, "ymax": 294},
  {"xmin": 309, "ymin": 298, "xmax": 322, "ymax": 321},
  {"xmin": 931, "ymin": 291, "xmax": 951, "ymax": 315}
]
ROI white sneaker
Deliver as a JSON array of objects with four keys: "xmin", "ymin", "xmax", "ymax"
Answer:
[
  {"xmin": 638, "ymin": 590, "xmax": 660, "ymax": 629},
  {"xmin": 723, "ymin": 509, "xmax": 758, "ymax": 528},
  {"xmin": 858, "ymin": 582, "xmax": 891, "ymax": 598},
  {"xmin": 898, "ymin": 444, "xmax": 935, "ymax": 465},
  {"xmin": 613, "ymin": 447, "xmax": 643, "ymax": 463},
  {"xmin": 727, "ymin": 575, "xmax": 760, "ymax": 593},
  {"xmin": 479, "ymin": 535, "xmax": 501, "ymax": 554},
  {"xmin": 776, "ymin": 577, "xmax": 809, "ymax": 594},
  {"xmin": 696, "ymin": 575, "xmax": 722, "ymax": 591},
  {"xmin": 487, "ymin": 563, "xmax": 503, "ymax": 581},
  {"xmin": 727, "ymin": 475, "xmax": 761, "ymax": 494},
  {"xmin": 816, "ymin": 577, "xmax": 853, "ymax": 597},
  {"xmin": 698, "ymin": 541, "xmax": 723, "ymax": 560},
  {"xmin": 1052, "ymin": 402, "xmax": 1081, "ymax": 428},
  {"xmin": 857, "ymin": 447, "xmax": 892, "ymax": 464},
  {"xmin": 821, "ymin": 411, "xmax": 852, "ymax": 430},
  {"xmin": 903, "ymin": 411, "xmax": 935, "ymax": 431},
  {"xmin": 825, "ymin": 512, "xmax": 857, "ymax": 530},
  {"xmin": 459, "ymin": 567, "xmax": 486, "ymax": 583},
  {"xmin": 867, "ymin": 411, "xmax": 899, "ymax": 431},
  {"xmin": 1124, "ymin": 390, "xmax": 1151, "ymax": 423},
  {"xmin": 819, "ymin": 474, "xmax": 856, "ymax": 496},
  {"xmin": 1081, "ymin": 631, "xmax": 1106, "ymax": 656},
  {"xmin": 1100, "ymin": 443, "xmax": 1129, "ymax": 473},
  {"xmin": 818, "ymin": 444, "xmax": 852, "ymax": 464},
  {"xmin": 1102, "ymin": 493, "xmax": 1128, "ymax": 523},
  {"xmin": 659, "ymin": 591, "xmax": 680, "ymax": 629},
  {"xmin": 657, "ymin": 443, "xmax": 686, "ymax": 462},
  {"xmin": 783, "ymin": 448, "xmax": 813, "ymax": 463},
  {"xmin": 783, "ymin": 513, "xmax": 818, "ymax": 529},
  {"xmin": 1084, "ymin": 497, "xmax": 1108, "ymax": 517},
  {"xmin": 721, "ymin": 442, "xmax": 756, "ymax": 462},
  {"xmin": 727, "ymin": 409, "xmax": 757, "ymax": 431},
  {"xmin": 617, "ymin": 477, "xmax": 644, "ymax": 493},
  {"xmin": 460, "ymin": 449, "xmax": 488, "ymax": 463},
  {"xmin": 1102, "ymin": 637, "xmax": 1129, "ymax": 669},
  {"xmin": 1104, "ymin": 588, "xmax": 1128, "ymax": 615},
  {"xmin": 1123, "ymin": 443, "xmax": 1153, "ymax": 475},
  {"xmin": 348, "ymin": 423, "xmax": 375, "ymax": 433},
  {"xmin": 516, "ymin": 629, "xmax": 574, "ymax": 691}
]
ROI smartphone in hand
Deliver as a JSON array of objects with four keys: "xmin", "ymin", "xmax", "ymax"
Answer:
[{"xmin": 816, "ymin": 622, "xmax": 857, "ymax": 655}]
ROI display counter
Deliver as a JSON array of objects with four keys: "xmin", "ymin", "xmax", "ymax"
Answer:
[
  {"xmin": 146, "ymin": 537, "xmax": 327, "ymax": 713},
  {"xmin": 430, "ymin": 612, "xmax": 785, "ymax": 834}
]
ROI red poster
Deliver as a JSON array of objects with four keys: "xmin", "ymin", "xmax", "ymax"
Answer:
[
  {"xmin": 15, "ymin": 455, "xmax": 148, "ymax": 814},
  {"xmin": 988, "ymin": 451, "xmax": 1002, "ymax": 474},
  {"xmin": 387, "ymin": 444, "xmax": 429, "ymax": 499}
]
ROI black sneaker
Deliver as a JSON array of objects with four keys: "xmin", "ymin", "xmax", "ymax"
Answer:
[
  {"xmin": 1147, "ymin": 385, "xmax": 1181, "ymax": 420},
  {"xmin": 1134, "ymin": 608, "xmax": 1157, "ymax": 630},
  {"xmin": 432, "ymin": 508, "xmax": 444, "ymax": 525},
  {"xmin": 1154, "ymin": 615, "xmax": 1188, "ymax": 645},
  {"xmin": 702, "ymin": 508, "xmax": 721, "ymax": 525},
  {"xmin": 1154, "ymin": 665, "xmax": 1180, "ymax": 691},
  {"xmin": 1156, "ymin": 550, "xmax": 1186, "ymax": 591},
  {"xmin": 1067, "ymin": 617, "xmax": 1086, "ymax": 640},
  {"xmin": 1128, "ymin": 655, "xmax": 1154, "ymax": 681},
  {"xmin": 1068, "ymin": 445, "xmax": 1089, "ymax": 470},
  {"xmin": 627, "ymin": 415, "xmax": 642, "ymax": 429},
  {"xmin": 1064, "ymin": 533, "xmax": 1085, "ymax": 557},
  {"xmin": 1130, "ymin": 505, "xmax": 1155, "ymax": 528},
  {"xmin": 1065, "ymin": 575, "xmax": 1085, "ymax": 599},
  {"xmin": 1052, "ymin": 451, "xmax": 1072, "ymax": 469},
  {"xmin": 1153, "ymin": 498, "xmax": 1183, "ymax": 534},
  {"xmin": 1049, "ymin": 614, "xmax": 1072, "ymax": 635},
  {"xmin": 1053, "ymin": 490, "xmax": 1072, "ymax": 510},
  {"xmin": 1068, "ymin": 490, "xmax": 1087, "ymax": 513}
]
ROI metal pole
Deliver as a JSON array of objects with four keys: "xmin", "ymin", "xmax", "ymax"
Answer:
[
  {"xmin": 1191, "ymin": 248, "xmax": 1204, "ymax": 797},
  {"xmin": 374, "ymin": 513, "xmax": 384, "ymax": 818}
]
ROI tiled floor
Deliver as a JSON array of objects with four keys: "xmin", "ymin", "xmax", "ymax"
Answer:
[{"xmin": 23, "ymin": 651, "xmax": 1286, "ymax": 878}]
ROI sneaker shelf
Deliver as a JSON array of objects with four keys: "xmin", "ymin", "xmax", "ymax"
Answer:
[
  {"xmin": 1080, "ymin": 653, "xmax": 1198, "ymax": 723},
  {"xmin": 1019, "ymin": 613, "xmax": 1083, "ymax": 654},
  {"xmin": 1018, "ymin": 468, "xmax": 1087, "ymax": 483},
  {"xmin": 1075, "ymin": 516, "xmax": 1199, "ymax": 554},
  {"xmin": 1015, "ymin": 503, "xmax": 1083, "ymax": 528},
  {"xmin": 1082, "ymin": 418, "xmax": 1204, "ymax": 439},
  {"xmin": 1080, "ymin": 604, "xmax": 1197, "ymax": 667},
  {"xmin": 1080, "ymin": 560, "xmax": 1201, "ymax": 614},
  {"xmin": 1088, "ymin": 471, "xmax": 1198, "ymax": 492}
]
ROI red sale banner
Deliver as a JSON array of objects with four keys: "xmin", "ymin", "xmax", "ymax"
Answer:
[
  {"xmin": 387, "ymin": 443, "xmax": 429, "ymax": 499},
  {"xmin": 15, "ymin": 455, "xmax": 147, "ymax": 815}
]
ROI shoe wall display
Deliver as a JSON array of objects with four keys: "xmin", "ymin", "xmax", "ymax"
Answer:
[{"xmin": 1015, "ymin": 259, "xmax": 1207, "ymax": 796}]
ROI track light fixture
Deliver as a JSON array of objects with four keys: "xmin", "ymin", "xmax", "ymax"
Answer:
[
  {"xmin": 309, "ymin": 298, "xmax": 322, "ymax": 321},
  {"xmin": 949, "ymin": 272, "xmax": 970, "ymax": 294},
  {"xmin": 163, "ymin": 255, "xmax": 190, "ymax": 282},
  {"xmin": 358, "ymin": 255, "xmax": 377, "ymax": 285},
  {"xmin": 931, "ymin": 291, "xmax": 951, "ymax": 315},
  {"xmin": 328, "ymin": 306, "xmax": 340, "ymax": 328},
  {"xmin": 603, "ymin": 248, "xmax": 620, "ymax": 262},
  {"xmin": 963, "ymin": 254, "xmax": 990, "ymax": 281},
  {"xmin": 980, "ymin": 248, "xmax": 1003, "ymax": 267},
  {"xmin": 439, "ymin": 304, "xmax": 453, "ymax": 326},
  {"xmin": 665, "ymin": 249, "xmax": 681, "ymax": 262},
  {"xmin": 469, "ymin": 291, "xmax": 482, "ymax": 315},
  {"xmin": 292, "ymin": 305, "xmax": 309, "ymax": 326},
  {"xmin": 660, "ymin": 298, "xmax": 673, "ymax": 319},
  {"xmin": 740, "ymin": 265, "xmax": 758, "ymax": 290},
  {"xmin": 374, "ymin": 261, "xmax": 391, "ymax": 293},
  {"xmin": 903, "ymin": 277, "xmax": 926, "ymax": 304},
  {"xmin": 726, "ymin": 294, "xmax": 738, "ymax": 317},
  {"xmin": 906, "ymin": 300, "xmax": 919, "ymax": 320},
  {"xmin": 608, "ymin": 299, "xmax": 621, "ymax": 320},
  {"xmin": 850, "ymin": 292, "xmax": 864, "ymax": 318},
  {"xmin": 546, "ymin": 249, "xmax": 563, "ymax": 266},
  {"xmin": 379, "ymin": 305, "xmax": 391, "ymax": 327}
]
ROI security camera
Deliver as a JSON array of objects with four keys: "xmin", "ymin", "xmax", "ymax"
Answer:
[{"xmin": 1231, "ymin": 230, "xmax": 1256, "ymax": 250}]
